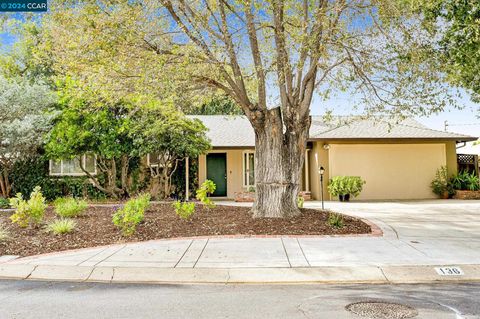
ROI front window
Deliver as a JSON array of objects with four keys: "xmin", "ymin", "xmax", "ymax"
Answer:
[
  {"xmin": 49, "ymin": 155, "xmax": 96, "ymax": 176},
  {"xmin": 243, "ymin": 151, "xmax": 255, "ymax": 187}
]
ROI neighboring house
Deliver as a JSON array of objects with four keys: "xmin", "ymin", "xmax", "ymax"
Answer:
[{"xmin": 190, "ymin": 115, "xmax": 477, "ymax": 201}]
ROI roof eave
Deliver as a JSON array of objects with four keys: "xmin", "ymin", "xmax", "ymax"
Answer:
[{"xmin": 308, "ymin": 137, "xmax": 478, "ymax": 142}]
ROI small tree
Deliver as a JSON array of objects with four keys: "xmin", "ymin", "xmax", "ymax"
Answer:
[
  {"xmin": 131, "ymin": 107, "xmax": 211, "ymax": 199},
  {"xmin": 0, "ymin": 76, "xmax": 55, "ymax": 198},
  {"xmin": 46, "ymin": 85, "xmax": 136, "ymax": 198}
]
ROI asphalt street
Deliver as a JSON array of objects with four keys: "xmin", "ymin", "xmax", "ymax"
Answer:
[{"xmin": 0, "ymin": 280, "xmax": 478, "ymax": 318}]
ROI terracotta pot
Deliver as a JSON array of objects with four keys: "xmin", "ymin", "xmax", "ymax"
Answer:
[{"xmin": 441, "ymin": 191, "xmax": 449, "ymax": 199}]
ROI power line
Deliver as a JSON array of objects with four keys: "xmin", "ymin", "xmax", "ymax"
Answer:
[
  {"xmin": 448, "ymin": 123, "xmax": 480, "ymax": 126},
  {"xmin": 444, "ymin": 120, "xmax": 480, "ymax": 131}
]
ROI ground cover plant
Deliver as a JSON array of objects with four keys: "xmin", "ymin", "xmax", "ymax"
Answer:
[
  {"xmin": 54, "ymin": 197, "xmax": 88, "ymax": 218},
  {"xmin": 328, "ymin": 212, "xmax": 345, "ymax": 229},
  {"xmin": 0, "ymin": 204, "xmax": 370, "ymax": 257},
  {"xmin": 46, "ymin": 218, "xmax": 76, "ymax": 235}
]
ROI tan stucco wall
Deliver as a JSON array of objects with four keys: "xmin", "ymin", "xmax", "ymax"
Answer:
[
  {"xmin": 200, "ymin": 141, "xmax": 458, "ymax": 201},
  {"xmin": 309, "ymin": 142, "xmax": 330, "ymax": 201},
  {"xmin": 327, "ymin": 143, "xmax": 447, "ymax": 200},
  {"xmin": 198, "ymin": 149, "xmax": 250, "ymax": 198},
  {"xmin": 445, "ymin": 141, "xmax": 458, "ymax": 177}
]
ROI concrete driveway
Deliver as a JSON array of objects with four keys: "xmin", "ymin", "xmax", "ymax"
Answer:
[{"xmin": 312, "ymin": 200, "xmax": 480, "ymax": 240}]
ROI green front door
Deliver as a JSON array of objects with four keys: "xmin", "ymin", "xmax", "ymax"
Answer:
[{"xmin": 206, "ymin": 153, "xmax": 227, "ymax": 196}]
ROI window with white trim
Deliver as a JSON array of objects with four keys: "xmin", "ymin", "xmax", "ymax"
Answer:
[
  {"xmin": 49, "ymin": 155, "xmax": 96, "ymax": 176},
  {"xmin": 243, "ymin": 151, "xmax": 255, "ymax": 187}
]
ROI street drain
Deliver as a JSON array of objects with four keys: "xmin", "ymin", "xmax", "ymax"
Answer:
[{"xmin": 346, "ymin": 301, "xmax": 418, "ymax": 319}]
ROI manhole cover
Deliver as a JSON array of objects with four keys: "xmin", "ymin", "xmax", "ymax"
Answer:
[{"xmin": 346, "ymin": 301, "xmax": 418, "ymax": 319}]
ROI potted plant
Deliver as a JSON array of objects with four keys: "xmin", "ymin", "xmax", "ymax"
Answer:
[
  {"xmin": 328, "ymin": 176, "xmax": 347, "ymax": 201},
  {"xmin": 328, "ymin": 176, "xmax": 365, "ymax": 202},
  {"xmin": 431, "ymin": 166, "xmax": 450, "ymax": 199},
  {"xmin": 344, "ymin": 176, "xmax": 366, "ymax": 201}
]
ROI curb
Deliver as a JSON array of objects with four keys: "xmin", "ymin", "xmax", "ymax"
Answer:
[{"xmin": 1, "ymin": 264, "xmax": 480, "ymax": 285}]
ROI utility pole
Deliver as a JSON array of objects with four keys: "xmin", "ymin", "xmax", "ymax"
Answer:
[{"xmin": 444, "ymin": 120, "xmax": 448, "ymax": 132}]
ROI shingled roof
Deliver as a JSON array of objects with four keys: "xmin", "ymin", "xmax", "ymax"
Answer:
[{"xmin": 188, "ymin": 115, "xmax": 476, "ymax": 147}]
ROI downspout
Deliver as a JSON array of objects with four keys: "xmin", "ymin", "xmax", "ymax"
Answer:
[{"xmin": 456, "ymin": 141, "xmax": 466, "ymax": 149}]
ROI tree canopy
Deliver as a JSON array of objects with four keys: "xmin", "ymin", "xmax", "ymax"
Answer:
[
  {"xmin": 406, "ymin": 0, "xmax": 480, "ymax": 105},
  {"xmin": 187, "ymin": 96, "xmax": 243, "ymax": 115},
  {"xmin": 131, "ymin": 106, "xmax": 211, "ymax": 198},
  {"xmin": 19, "ymin": 0, "xmax": 465, "ymax": 216},
  {"xmin": 0, "ymin": 75, "xmax": 56, "ymax": 197},
  {"xmin": 46, "ymin": 82, "xmax": 211, "ymax": 199}
]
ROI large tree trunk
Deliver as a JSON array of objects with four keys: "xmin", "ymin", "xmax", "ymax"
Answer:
[{"xmin": 251, "ymin": 110, "xmax": 310, "ymax": 218}]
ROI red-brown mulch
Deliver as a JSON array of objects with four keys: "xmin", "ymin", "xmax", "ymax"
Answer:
[{"xmin": 0, "ymin": 204, "xmax": 371, "ymax": 257}]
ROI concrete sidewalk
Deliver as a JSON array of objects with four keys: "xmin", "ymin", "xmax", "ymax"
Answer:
[{"xmin": 1, "ymin": 200, "xmax": 480, "ymax": 284}]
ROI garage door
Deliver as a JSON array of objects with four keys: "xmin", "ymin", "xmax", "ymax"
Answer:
[{"xmin": 328, "ymin": 144, "xmax": 446, "ymax": 200}]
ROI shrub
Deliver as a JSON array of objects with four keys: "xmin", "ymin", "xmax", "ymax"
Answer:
[
  {"xmin": 328, "ymin": 176, "xmax": 347, "ymax": 197},
  {"xmin": 173, "ymin": 201, "xmax": 196, "ymax": 220},
  {"xmin": 465, "ymin": 174, "xmax": 480, "ymax": 191},
  {"xmin": 327, "ymin": 212, "xmax": 344, "ymax": 228},
  {"xmin": 10, "ymin": 155, "xmax": 109, "ymax": 201},
  {"xmin": 297, "ymin": 196, "xmax": 304, "ymax": 208},
  {"xmin": 328, "ymin": 176, "xmax": 365, "ymax": 198},
  {"xmin": 450, "ymin": 170, "xmax": 480, "ymax": 191},
  {"xmin": 46, "ymin": 218, "xmax": 76, "ymax": 235},
  {"xmin": 0, "ymin": 226, "xmax": 9, "ymax": 242},
  {"xmin": 54, "ymin": 197, "xmax": 88, "ymax": 218},
  {"xmin": 0, "ymin": 197, "xmax": 10, "ymax": 209},
  {"xmin": 9, "ymin": 186, "xmax": 47, "ymax": 228},
  {"xmin": 196, "ymin": 179, "xmax": 216, "ymax": 208},
  {"xmin": 431, "ymin": 166, "xmax": 449, "ymax": 197},
  {"xmin": 112, "ymin": 193, "xmax": 151, "ymax": 236}
]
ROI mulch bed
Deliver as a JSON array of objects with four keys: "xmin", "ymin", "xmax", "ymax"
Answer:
[{"xmin": 0, "ymin": 204, "xmax": 371, "ymax": 257}]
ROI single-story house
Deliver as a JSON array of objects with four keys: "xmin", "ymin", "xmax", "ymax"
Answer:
[{"xmin": 191, "ymin": 115, "xmax": 477, "ymax": 201}]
